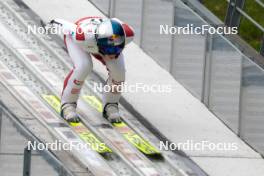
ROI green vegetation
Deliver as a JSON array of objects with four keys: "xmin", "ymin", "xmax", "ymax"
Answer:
[
  {"xmin": 202, "ymin": 0, "xmax": 228, "ymax": 21},
  {"xmin": 203, "ymin": 0, "xmax": 264, "ymax": 51}
]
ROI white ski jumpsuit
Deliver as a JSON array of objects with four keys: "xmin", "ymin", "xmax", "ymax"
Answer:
[{"xmin": 52, "ymin": 17, "xmax": 134, "ymax": 108}]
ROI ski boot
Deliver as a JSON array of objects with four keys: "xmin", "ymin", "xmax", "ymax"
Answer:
[
  {"xmin": 103, "ymin": 103, "xmax": 122, "ymax": 123},
  {"xmin": 61, "ymin": 103, "xmax": 80, "ymax": 123}
]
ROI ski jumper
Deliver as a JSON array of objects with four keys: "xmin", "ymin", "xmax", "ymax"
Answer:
[{"xmin": 53, "ymin": 17, "xmax": 134, "ymax": 107}]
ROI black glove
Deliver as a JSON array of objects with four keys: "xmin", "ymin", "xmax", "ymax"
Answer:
[
  {"xmin": 49, "ymin": 19, "xmax": 62, "ymax": 26},
  {"xmin": 49, "ymin": 19, "xmax": 55, "ymax": 24}
]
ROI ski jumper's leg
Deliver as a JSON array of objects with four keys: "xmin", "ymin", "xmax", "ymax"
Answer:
[
  {"xmin": 103, "ymin": 53, "xmax": 126, "ymax": 106},
  {"xmin": 61, "ymin": 35, "xmax": 93, "ymax": 106}
]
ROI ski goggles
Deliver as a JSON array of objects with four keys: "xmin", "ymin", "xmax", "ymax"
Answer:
[
  {"xmin": 99, "ymin": 45, "xmax": 123, "ymax": 55},
  {"xmin": 97, "ymin": 34, "xmax": 125, "ymax": 46}
]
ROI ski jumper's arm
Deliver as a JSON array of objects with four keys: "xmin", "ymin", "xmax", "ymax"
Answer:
[{"xmin": 50, "ymin": 18, "xmax": 98, "ymax": 53}]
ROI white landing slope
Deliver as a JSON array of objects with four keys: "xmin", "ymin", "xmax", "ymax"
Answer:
[{"xmin": 20, "ymin": 0, "xmax": 264, "ymax": 175}]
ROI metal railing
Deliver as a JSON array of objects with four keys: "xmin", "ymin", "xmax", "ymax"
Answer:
[
  {"xmin": 0, "ymin": 103, "xmax": 74, "ymax": 176},
  {"xmin": 22, "ymin": 144, "xmax": 74, "ymax": 176},
  {"xmin": 256, "ymin": 0, "xmax": 264, "ymax": 8},
  {"xmin": 225, "ymin": 0, "xmax": 264, "ymax": 56}
]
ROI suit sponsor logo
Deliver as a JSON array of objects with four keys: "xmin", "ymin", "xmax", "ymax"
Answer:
[
  {"xmin": 71, "ymin": 88, "xmax": 81, "ymax": 94},
  {"xmin": 73, "ymin": 79, "xmax": 84, "ymax": 86}
]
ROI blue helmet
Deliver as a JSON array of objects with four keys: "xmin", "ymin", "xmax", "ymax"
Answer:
[{"xmin": 96, "ymin": 19, "xmax": 125, "ymax": 55}]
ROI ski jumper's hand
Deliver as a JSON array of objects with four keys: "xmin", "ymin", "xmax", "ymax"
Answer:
[{"xmin": 49, "ymin": 18, "xmax": 77, "ymax": 36}]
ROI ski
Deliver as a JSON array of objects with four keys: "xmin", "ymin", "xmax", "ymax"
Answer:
[
  {"xmin": 82, "ymin": 95, "xmax": 161, "ymax": 156},
  {"xmin": 42, "ymin": 94, "xmax": 112, "ymax": 154}
]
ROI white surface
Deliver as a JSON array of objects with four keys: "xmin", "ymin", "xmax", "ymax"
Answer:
[
  {"xmin": 192, "ymin": 157, "xmax": 264, "ymax": 176},
  {"xmin": 20, "ymin": 0, "xmax": 264, "ymax": 175},
  {"xmin": 0, "ymin": 21, "xmax": 24, "ymax": 48}
]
